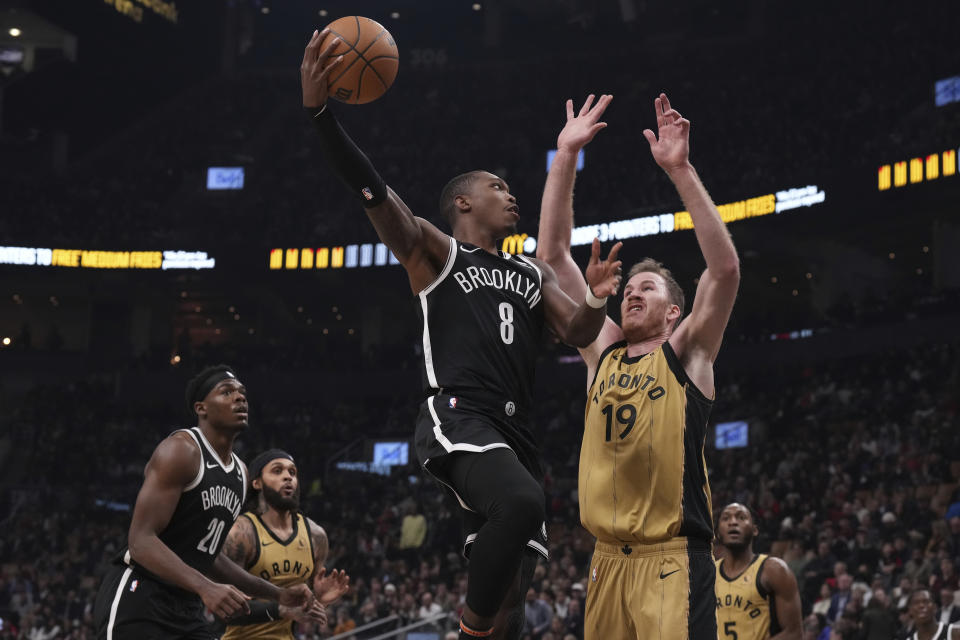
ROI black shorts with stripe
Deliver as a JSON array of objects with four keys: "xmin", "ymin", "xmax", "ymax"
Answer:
[
  {"xmin": 93, "ymin": 563, "xmax": 214, "ymax": 640},
  {"xmin": 414, "ymin": 391, "xmax": 548, "ymax": 559}
]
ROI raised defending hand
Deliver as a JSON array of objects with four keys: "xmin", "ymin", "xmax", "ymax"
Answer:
[
  {"xmin": 584, "ymin": 239, "xmax": 623, "ymax": 298},
  {"xmin": 301, "ymin": 29, "xmax": 344, "ymax": 108},
  {"xmin": 557, "ymin": 94, "xmax": 613, "ymax": 153},
  {"xmin": 642, "ymin": 93, "xmax": 691, "ymax": 173},
  {"xmin": 278, "ymin": 583, "xmax": 315, "ymax": 610},
  {"xmin": 313, "ymin": 568, "xmax": 351, "ymax": 606}
]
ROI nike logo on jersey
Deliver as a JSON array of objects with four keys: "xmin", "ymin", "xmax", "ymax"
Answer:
[
  {"xmin": 660, "ymin": 569, "xmax": 679, "ymax": 579},
  {"xmin": 262, "ymin": 541, "xmax": 275, "ymax": 546},
  {"xmin": 206, "ymin": 462, "xmax": 219, "ymax": 469},
  {"xmin": 459, "ymin": 246, "xmax": 482, "ymax": 253}
]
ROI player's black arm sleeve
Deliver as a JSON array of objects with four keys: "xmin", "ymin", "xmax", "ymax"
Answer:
[
  {"xmin": 307, "ymin": 105, "xmax": 387, "ymax": 208},
  {"xmin": 219, "ymin": 600, "xmax": 280, "ymax": 626}
]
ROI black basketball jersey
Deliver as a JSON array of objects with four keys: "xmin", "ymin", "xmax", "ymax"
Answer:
[
  {"xmin": 120, "ymin": 427, "xmax": 247, "ymax": 582},
  {"xmin": 416, "ymin": 237, "xmax": 546, "ymax": 411}
]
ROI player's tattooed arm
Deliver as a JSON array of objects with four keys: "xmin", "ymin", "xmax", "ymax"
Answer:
[
  {"xmin": 308, "ymin": 519, "xmax": 350, "ymax": 605},
  {"xmin": 223, "ymin": 515, "xmax": 258, "ymax": 570}
]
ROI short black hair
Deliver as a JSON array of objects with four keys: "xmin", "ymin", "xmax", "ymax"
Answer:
[
  {"xmin": 438, "ymin": 171, "xmax": 483, "ymax": 230},
  {"xmin": 184, "ymin": 364, "xmax": 238, "ymax": 417},
  {"xmin": 907, "ymin": 589, "xmax": 931, "ymax": 606}
]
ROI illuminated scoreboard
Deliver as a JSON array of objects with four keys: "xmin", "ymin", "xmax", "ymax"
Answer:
[{"xmin": 878, "ymin": 148, "xmax": 957, "ymax": 190}]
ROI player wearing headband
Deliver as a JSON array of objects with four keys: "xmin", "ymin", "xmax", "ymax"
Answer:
[
  {"xmin": 93, "ymin": 365, "xmax": 317, "ymax": 640},
  {"xmin": 221, "ymin": 449, "xmax": 350, "ymax": 640}
]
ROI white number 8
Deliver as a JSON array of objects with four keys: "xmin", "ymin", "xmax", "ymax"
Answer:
[{"xmin": 499, "ymin": 302, "xmax": 514, "ymax": 345}]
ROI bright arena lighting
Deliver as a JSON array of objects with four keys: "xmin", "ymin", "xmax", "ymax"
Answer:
[
  {"xmin": 8, "ymin": 28, "xmax": 22, "ymax": 37},
  {"xmin": 2, "ymin": 337, "xmax": 11, "ymax": 346}
]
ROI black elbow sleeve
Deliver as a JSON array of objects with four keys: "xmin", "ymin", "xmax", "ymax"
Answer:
[{"xmin": 307, "ymin": 105, "xmax": 387, "ymax": 208}]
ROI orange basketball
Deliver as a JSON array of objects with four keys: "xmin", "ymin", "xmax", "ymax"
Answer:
[{"xmin": 319, "ymin": 16, "xmax": 399, "ymax": 105}]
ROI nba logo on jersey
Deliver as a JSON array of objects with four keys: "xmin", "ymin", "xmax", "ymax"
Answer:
[
  {"xmin": 449, "ymin": 397, "xmax": 458, "ymax": 409},
  {"xmin": 361, "ymin": 187, "xmax": 373, "ymax": 200},
  {"xmin": 129, "ymin": 580, "xmax": 139, "ymax": 592},
  {"xmin": 591, "ymin": 567, "xmax": 598, "ymax": 583}
]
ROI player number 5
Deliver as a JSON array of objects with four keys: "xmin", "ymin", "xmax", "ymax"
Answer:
[
  {"xmin": 197, "ymin": 518, "xmax": 226, "ymax": 555},
  {"xmin": 724, "ymin": 621, "xmax": 738, "ymax": 640},
  {"xmin": 498, "ymin": 302, "xmax": 514, "ymax": 345}
]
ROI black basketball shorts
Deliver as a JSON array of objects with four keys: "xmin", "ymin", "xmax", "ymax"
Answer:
[
  {"xmin": 414, "ymin": 391, "xmax": 548, "ymax": 560},
  {"xmin": 94, "ymin": 564, "xmax": 214, "ymax": 640}
]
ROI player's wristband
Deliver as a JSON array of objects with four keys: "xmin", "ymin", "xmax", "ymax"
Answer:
[
  {"xmin": 307, "ymin": 104, "xmax": 388, "ymax": 208},
  {"xmin": 585, "ymin": 287, "xmax": 607, "ymax": 309},
  {"xmin": 225, "ymin": 600, "xmax": 280, "ymax": 625}
]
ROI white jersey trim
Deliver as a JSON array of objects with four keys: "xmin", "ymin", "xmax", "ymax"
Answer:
[
  {"xmin": 106, "ymin": 566, "xmax": 134, "ymax": 640},
  {"xmin": 418, "ymin": 237, "xmax": 457, "ymax": 389},
  {"xmin": 193, "ymin": 427, "xmax": 236, "ymax": 472},
  {"xmin": 236, "ymin": 454, "xmax": 248, "ymax": 504},
  {"xmin": 515, "ymin": 255, "xmax": 543, "ymax": 308},
  {"xmin": 463, "ymin": 533, "xmax": 549, "ymax": 560},
  {"xmin": 912, "ymin": 623, "xmax": 946, "ymax": 640},
  {"xmin": 178, "ymin": 429, "xmax": 205, "ymax": 491},
  {"xmin": 427, "ymin": 395, "xmax": 513, "ymax": 456}
]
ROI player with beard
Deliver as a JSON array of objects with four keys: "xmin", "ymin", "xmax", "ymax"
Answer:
[
  {"xmin": 536, "ymin": 93, "xmax": 741, "ymax": 640},
  {"xmin": 301, "ymin": 31, "xmax": 623, "ymax": 640},
  {"xmin": 93, "ymin": 366, "xmax": 315, "ymax": 640},
  {"xmin": 715, "ymin": 503, "xmax": 801, "ymax": 640},
  {"xmin": 221, "ymin": 449, "xmax": 350, "ymax": 640}
]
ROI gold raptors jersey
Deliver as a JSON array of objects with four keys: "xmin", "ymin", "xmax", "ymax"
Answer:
[
  {"xmin": 222, "ymin": 512, "xmax": 315, "ymax": 640},
  {"xmin": 579, "ymin": 341, "xmax": 713, "ymax": 544},
  {"xmin": 715, "ymin": 555, "xmax": 778, "ymax": 640}
]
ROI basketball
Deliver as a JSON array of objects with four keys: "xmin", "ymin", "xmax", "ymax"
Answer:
[{"xmin": 319, "ymin": 16, "xmax": 399, "ymax": 105}]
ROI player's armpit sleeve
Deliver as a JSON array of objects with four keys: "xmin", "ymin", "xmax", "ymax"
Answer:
[
  {"xmin": 221, "ymin": 600, "xmax": 280, "ymax": 625},
  {"xmin": 307, "ymin": 105, "xmax": 387, "ymax": 208}
]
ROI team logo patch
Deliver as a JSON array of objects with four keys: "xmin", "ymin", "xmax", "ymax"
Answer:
[
  {"xmin": 504, "ymin": 401, "xmax": 516, "ymax": 417},
  {"xmin": 129, "ymin": 580, "xmax": 139, "ymax": 592},
  {"xmin": 361, "ymin": 187, "xmax": 373, "ymax": 201},
  {"xmin": 449, "ymin": 397, "xmax": 458, "ymax": 409},
  {"xmin": 591, "ymin": 567, "xmax": 598, "ymax": 583}
]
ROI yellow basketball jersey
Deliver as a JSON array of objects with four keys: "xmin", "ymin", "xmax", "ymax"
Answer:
[
  {"xmin": 715, "ymin": 555, "xmax": 777, "ymax": 640},
  {"xmin": 579, "ymin": 341, "xmax": 713, "ymax": 544},
  {"xmin": 222, "ymin": 512, "xmax": 315, "ymax": 640}
]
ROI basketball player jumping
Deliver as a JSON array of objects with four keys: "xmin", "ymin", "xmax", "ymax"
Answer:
[
  {"xmin": 536, "ymin": 93, "xmax": 741, "ymax": 640},
  {"xmin": 301, "ymin": 30, "xmax": 622, "ymax": 640},
  {"xmin": 715, "ymin": 503, "xmax": 801, "ymax": 640},
  {"xmin": 221, "ymin": 449, "xmax": 350, "ymax": 640},
  {"xmin": 93, "ymin": 366, "xmax": 315, "ymax": 640}
]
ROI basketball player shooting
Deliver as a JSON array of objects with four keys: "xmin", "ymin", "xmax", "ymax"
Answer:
[
  {"xmin": 301, "ymin": 29, "xmax": 623, "ymax": 640},
  {"xmin": 536, "ymin": 93, "xmax": 741, "ymax": 640}
]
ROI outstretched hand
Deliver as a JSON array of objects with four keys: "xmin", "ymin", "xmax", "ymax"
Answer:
[
  {"xmin": 642, "ymin": 93, "xmax": 691, "ymax": 173},
  {"xmin": 301, "ymin": 29, "xmax": 344, "ymax": 108},
  {"xmin": 313, "ymin": 568, "xmax": 351, "ymax": 606},
  {"xmin": 584, "ymin": 239, "xmax": 623, "ymax": 299},
  {"xmin": 557, "ymin": 94, "xmax": 613, "ymax": 153}
]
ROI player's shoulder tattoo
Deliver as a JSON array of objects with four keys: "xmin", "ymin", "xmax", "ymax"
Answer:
[
  {"xmin": 223, "ymin": 513, "xmax": 258, "ymax": 569},
  {"xmin": 306, "ymin": 517, "xmax": 329, "ymax": 566}
]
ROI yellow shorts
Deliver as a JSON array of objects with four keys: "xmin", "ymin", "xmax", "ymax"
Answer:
[{"xmin": 585, "ymin": 538, "xmax": 716, "ymax": 640}]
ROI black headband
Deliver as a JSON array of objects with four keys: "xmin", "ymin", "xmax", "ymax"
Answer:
[
  {"xmin": 192, "ymin": 369, "xmax": 237, "ymax": 409},
  {"xmin": 250, "ymin": 449, "xmax": 295, "ymax": 480}
]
